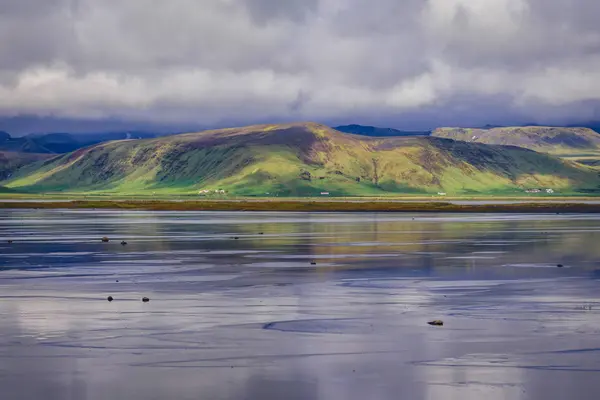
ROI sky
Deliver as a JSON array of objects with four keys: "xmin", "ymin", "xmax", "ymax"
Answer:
[{"xmin": 1, "ymin": 0, "xmax": 600, "ymax": 134}]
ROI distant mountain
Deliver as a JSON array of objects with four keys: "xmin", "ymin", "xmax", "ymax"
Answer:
[
  {"xmin": 0, "ymin": 131, "xmax": 166, "ymax": 154},
  {"xmin": 25, "ymin": 131, "xmax": 167, "ymax": 153},
  {"xmin": 3, "ymin": 122, "xmax": 598, "ymax": 196},
  {"xmin": 28, "ymin": 133, "xmax": 81, "ymax": 153},
  {"xmin": 432, "ymin": 126, "xmax": 600, "ymax": 155},
  {"xmin": 0, "ymin": 132, "xmax": 52, "ymax": 153},
  {"xmin": 334, "ymin": 124, "xmax": 430, "ymax": 137}
]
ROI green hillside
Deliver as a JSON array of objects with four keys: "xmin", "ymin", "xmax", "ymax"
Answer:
[
  {"xmin": 0, "ymin": 151, "xmax": 53, "ymax": 181},
  {"xmin": 2, "ymin": 123, "xmax": 599, "ymax": 196}
]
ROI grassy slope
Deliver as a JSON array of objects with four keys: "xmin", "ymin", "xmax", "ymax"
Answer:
[
  {"xmin": 3, "ymin": 123, "xmax": 600, "ymax": 196},
  {"xmin": 0, "ymin": 151, "xmax": 54, "ymax": 181}
]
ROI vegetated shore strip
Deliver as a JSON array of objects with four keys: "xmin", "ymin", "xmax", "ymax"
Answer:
[{"xmin": 2, "ymin": 199, "xmax": 600, "ymax": 213}]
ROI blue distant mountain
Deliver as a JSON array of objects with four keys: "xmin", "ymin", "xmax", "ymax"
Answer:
[
  {"xmin": 334, "ymin": 124, "xmax": 431, "ymax": 137},
  {"xmin": 0, "ymin": 131, "xmax": 168, "ymax": 154}
]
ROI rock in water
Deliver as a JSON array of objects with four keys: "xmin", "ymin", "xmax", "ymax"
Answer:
[
  {"xmin": 142, "ymin": 297, "xmax": 150, "ymax": 303},
  {"xmin": 121, "ymin": 241, "xmax": 128, "ymax": 246},
  {"xmin": 7, "ymin": 240, "xmax": 13, "ymax": 244},
  {"xmin": 428, "ymin": 320, "xmax": 444, "ymax": 326},
  {"xmin": 311, "ymin": 261, "xmax": 317, "ymax": 265},
  {"xmin": 107, "ymin": 296, "xmax": 114, "ymax": 302},
  {"xmin": 557, "ymin": 264, "xmax": 564, "ymax": 268},
  {"xmin": 101, "ymin": 237, "xmax": 110, "ymax": 243}
]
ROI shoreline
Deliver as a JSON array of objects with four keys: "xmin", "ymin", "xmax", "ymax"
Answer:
[{"xmin": 3, "ymin": 199, "xmax": 600, "ymax": 212}]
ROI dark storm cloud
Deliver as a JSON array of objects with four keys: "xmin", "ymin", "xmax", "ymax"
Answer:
[
  {"xmin": 0, "ymin": 0, "xmax": 599, "ymax": 129},
  {"xmin": 0, "ymin": 0, "xmax": 75, "ymax": 72}
]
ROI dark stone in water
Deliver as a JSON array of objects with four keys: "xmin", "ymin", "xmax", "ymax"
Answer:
[
  {"xmin": 557, "ymin": 264, "xmax": 564, "ymax": 268},
  {"xmin": 311, "ymin": 262, "xmax": 317, "ymax": 265},
  {"xmin": 259, "ymin": 232, "xmax": 264, "ymax": 235},
  {"xmin": 121, "ymin": 241, "xmax": 128, "ymax": 246},
  {"xmin": 233, "ymin": 237, "xmax": 239, "ymax": 240},
  {"xmin": 428, "ymin": 320, "xmax": 444, "ymax": 326},
  {"xmin": 142, "ymin": 297, "xmax": 150, "ymax": 303},
  {"xmin": 116, "ymin": 280, "xmax": 119, "ymax": 283},
  {"xmin": 7, "ymin": 240, "xmax": 13, "ymax": 244},
  {"xmin": 101, "ymin": 237, "xmax": 110, "ymax": 242},
  {"xmin": 107, "ymin": 296, "xmax": 114, "ymax": 302}
]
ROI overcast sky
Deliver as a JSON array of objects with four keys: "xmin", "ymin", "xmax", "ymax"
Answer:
[{"xmin": 1, "ymin": 0, "xmax": 600, "ymax": 132}]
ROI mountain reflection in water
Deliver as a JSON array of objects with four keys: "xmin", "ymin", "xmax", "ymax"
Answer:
[{"xmin": 0, "ymin": 210, "xmax": 599, "ymax": 400}]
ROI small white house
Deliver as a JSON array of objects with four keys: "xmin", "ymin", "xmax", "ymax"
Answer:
[
  {"xmin": 546, "ymin": 189, "xmax": 554, "ymax": 194},
  {"xmin": 437, "ymin": 192, "xmax": 447, "ymax": 196},
  {"xmin": 321, "ymin": 192, "xmax": 330, "ymax": 196}
]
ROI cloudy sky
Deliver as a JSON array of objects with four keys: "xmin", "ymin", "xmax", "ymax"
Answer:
[{"xmin": 1, "ymin": 0, "xmax": 600, "ymax": 133}]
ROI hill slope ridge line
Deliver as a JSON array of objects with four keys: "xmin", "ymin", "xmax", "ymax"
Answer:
[{"xmin": 2, "ymin": 122, "xmax": 599, "ymax": 196}]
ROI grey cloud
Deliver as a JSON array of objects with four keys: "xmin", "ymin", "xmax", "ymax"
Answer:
[
  {"xmin": 430, "ymin": 0, "xmax": 600, "ymax": 71},
  {"xmin": 243, "ymin": 0, "xmax": 319, "ymax": 24},
  {"xmin": 0, "ymin": 0, "xmax": 69, "ymax": 16},
  {"xmin": 330, "ymin": 0, "xmax": 425, "ymax": 36},
  {"xmin": 0, "ymin": 1, "xmax": 75, "ymax": 72},
  {"xmin": 0, "ymin": 0, "xmax": 599, "ymax": 130},
  {"xmin": 289, "ymin": 90, "xmax": 311, "ymax": 113}
]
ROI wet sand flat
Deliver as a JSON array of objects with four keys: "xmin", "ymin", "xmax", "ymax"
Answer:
[{"xmin": 1, "ymin": 210, "xmax": 599, "ymax": 400}]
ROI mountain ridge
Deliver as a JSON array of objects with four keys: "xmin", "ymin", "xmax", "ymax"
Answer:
[
  {"xmin": 334, "ymin": 124, "xmax": 430, "ymax": 137},
  {"xmin": 3, "ymin": 122, "xmax": 598, "ymax": 196},
  {"xmin": 431, "ymin": 126, "xmax": 600, "ymax": 154},
  {"xmin": 0, "ymin": 131, "xmax": 166, "ymax": 154}
]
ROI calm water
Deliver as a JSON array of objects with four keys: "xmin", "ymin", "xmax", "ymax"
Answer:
[{"xmin": 1, "ymin": 210, "xmax": 599, "ymax": 400}]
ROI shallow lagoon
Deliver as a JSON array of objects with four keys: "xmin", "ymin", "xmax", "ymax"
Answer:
[{"xmin": 1, "ymin": 210, "xmax": 599, "ymax": 400}]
